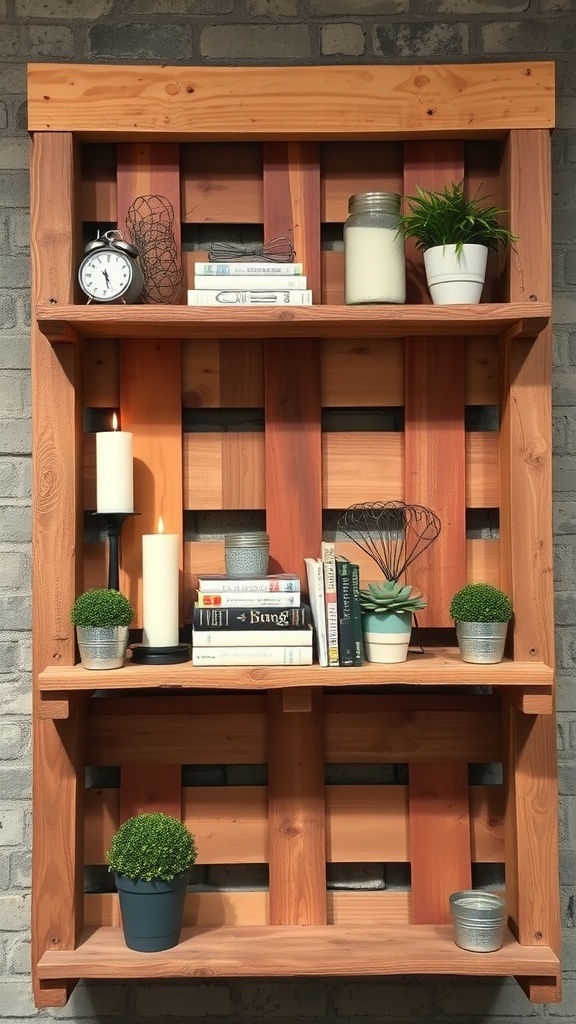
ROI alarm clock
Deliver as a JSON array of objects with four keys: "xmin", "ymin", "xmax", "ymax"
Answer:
[{"xmin": 78, "ymin": 230, "xmax": 145, "ymax": 304}]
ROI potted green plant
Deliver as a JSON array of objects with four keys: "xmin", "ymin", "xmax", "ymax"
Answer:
[
  {"xmin": 449, "ymin": 582, "xmax": 513, "ymax": 664},
  {"xmin": 71, "ymin": 587, "xmax": 134, "ymax": 670},
  {"xmin": 359, "ymin": 580, "xmax": 426, "ymax": 664},
  {"xmin": 400, "ymin": 181, "xmax": 517, "ymax": 304},
  {"xmin": 107, "ymin": 811, "xmax": 198, "ymax": 952}
]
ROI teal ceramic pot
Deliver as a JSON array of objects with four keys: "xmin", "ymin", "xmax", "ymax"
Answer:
[
  {"xmin": 362, "ymin": 611, "xmax": 412, "ymax": 663},
  {"xmin": 115, "ymin": 872, "xmax": 190, "ymax": 952}
]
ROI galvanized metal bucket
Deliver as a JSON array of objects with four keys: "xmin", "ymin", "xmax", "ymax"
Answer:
[
  {"xmin": 76, "ymin": 626, "xmax": 129, "ymax": 670},
  {"xmin": 449, "ymin": 890, "xmax": 506, "ymax": 952},
  {"xmin": 455, "ymin": 620, "xmax": 508, "ymax": 664}
]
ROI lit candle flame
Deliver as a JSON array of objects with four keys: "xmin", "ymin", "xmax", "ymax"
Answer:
[
  {"xmin": 158, "ymin": 516, "xmax": 164, "ymax": 534},
  {"xmin": 112, "ymin": 412, "xmax": 119, "ymax": 431}
]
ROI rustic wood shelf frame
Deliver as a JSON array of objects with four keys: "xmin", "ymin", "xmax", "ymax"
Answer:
[{"xmin": 29, "ymin": 63, "xmax": 560, "ymax": 1007}]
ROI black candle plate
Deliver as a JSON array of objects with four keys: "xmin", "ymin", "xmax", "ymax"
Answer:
[{"xmin": 130, "ymin": 643, "xmax": 191, "ymax": 665}]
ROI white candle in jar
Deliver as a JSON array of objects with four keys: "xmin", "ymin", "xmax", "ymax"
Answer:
[
  {"xmin": 142, "ymin": 518, "xmax": 179, "ymax": 648},
  {"xmin": 95, "ymin": 413, "xmax": 134, "ymax": 513},
  {"xmin": 344, "ymin": 225, "xmax": 406, "ymax": 304}
]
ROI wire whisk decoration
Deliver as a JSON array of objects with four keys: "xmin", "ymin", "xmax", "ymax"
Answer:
[
  {"xmin": 126, "ymin": 195, "xmax": 182, "ymax": 304},
  {"xmin": 337, "ymin": 502, "xmax": 441, "ymax": 582},
  {"xmin": 208, "ymin": 235, "xmax": 296, "ymax": 263}
]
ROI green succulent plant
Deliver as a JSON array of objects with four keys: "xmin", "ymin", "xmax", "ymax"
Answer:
[
  {"xmin": 449, "ymin": 583, "xmax": 513, "ymax": 623},
  {"xmin": 400, "ymin": 181, "xmax": 517, "ymax": 254},
  {"xmin": 71, "ymin": 588, "xmax": 134, "ymax": 628},
  {"xmin": 359, "ymin": 580, "xmax": 426, "ymax": 615},
  {"xmin": 107, "ymin": 812, "xmax": 198, "ymax": 883}
]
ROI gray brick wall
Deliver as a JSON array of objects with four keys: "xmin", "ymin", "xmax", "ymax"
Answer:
[{"xmin": 1, "ymin": 0, "xmax": 574, "ymax": 1021}]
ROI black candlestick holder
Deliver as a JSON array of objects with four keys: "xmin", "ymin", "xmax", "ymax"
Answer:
[{"xmin": 93, "ymin": 511, "xmax": 138, "ymax": 591}]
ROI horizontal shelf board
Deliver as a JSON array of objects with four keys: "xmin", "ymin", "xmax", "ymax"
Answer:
[
  {"xmin": 37, "ymin": 924, "xmax": 559, "ymax": 981},
  {"xmin": 28, "ymin": 63, "xmax": 555, "ymax": 138},
  {"xmin": 38, "ymin": 651, "xmax": 554, "ymax": 693},
  {"xmin": 36, "ymin": 303, "xmax": 550, "ymax": 342}
]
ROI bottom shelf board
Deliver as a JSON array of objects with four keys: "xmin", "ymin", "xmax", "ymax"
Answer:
[{"xmin": 38, "ymin": 925, "xmax": 559, "ymax": 981}]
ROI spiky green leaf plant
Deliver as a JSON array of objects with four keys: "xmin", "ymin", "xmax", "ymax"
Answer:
[
  {"xmin": 359, "ymin": 580, "xmax": 427, "ymax": 614},
  {"xmin": 400, "ymin": 182, "xmax": 517, "ymax": 254}
]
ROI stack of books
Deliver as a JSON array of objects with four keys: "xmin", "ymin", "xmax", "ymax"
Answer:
[
  {"xmin": 191, "ymin": 572, "xmax": 313, "ymax": 665},
  {"xmin": 305, "ymin": 542, "xmax": 363, "ymax": 667},
  {"xmin": 187, "ymin": 261, "xmax": 312, "ymax": 306}
]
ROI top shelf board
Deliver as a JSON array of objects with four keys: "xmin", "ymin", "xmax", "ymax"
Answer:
[
  {"xmin": 27, "ymin": 62, "xmax": 555, "ymax": 141},
  {"xmin": 36, "ymin": 303, "xmax": 550, "ymax": 343}
]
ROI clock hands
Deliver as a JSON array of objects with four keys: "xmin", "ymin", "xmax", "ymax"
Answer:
[{"xmin": 102, "ymin": 268, "xmax": 111, "ymax": 289}]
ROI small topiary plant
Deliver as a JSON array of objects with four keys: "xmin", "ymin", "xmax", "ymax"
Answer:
[
  {"xmin": 449, "ymin": 583, "xmax": 513, "ymax": 623},
  {"xmin": 359, "ymin": 580, "xmax": 426, "ymax": 614},
  {"xmin": 107, "ymin": 812, "xmax": 198, "ymax": 882},
  {"xmin": 71, "ymin": 588, "xmax": 134, "ymax": 628}
]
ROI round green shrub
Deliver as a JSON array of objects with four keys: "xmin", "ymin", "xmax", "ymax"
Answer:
[
  {"xmin": 107, "ymin": 812, "xmax": 198, "ymax": 882},
  {"xmin": 449, "ymin": 583, "xmax": 513, "ymax": 623},
  {"xmin": 71, "ymin": 588, "xmax": 134, "ymax": 628}
]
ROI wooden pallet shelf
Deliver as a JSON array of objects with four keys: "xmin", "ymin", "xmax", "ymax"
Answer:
[
  {"xmin": 37, "ymin": 925, "xmax": 559, "ymax": 983},
  {"xmin": 36, "ymin": 302, "xmax": 550, "ymax": 342},
  {"xmin": 29, "ymin": 61, "xmax": 560, "ymax": 1008}
]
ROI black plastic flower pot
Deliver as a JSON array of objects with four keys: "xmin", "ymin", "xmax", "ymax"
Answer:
[{"xmin": 114, "ymin": 872, "xmax": 190, "ymax": 952}]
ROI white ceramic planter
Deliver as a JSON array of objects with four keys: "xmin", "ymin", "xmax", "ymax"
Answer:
[
  {"xmin": 362, "ymin": 611, "xmax": 412, "ymax": 664},
  {"xmin": 423, "ymin": 243, "xmax": 488, "ymax": 304}
]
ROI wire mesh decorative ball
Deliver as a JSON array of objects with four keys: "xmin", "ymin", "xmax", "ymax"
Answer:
[
  {"xmin": 126, "ymin": 195, "xmax": 182, "ymax": 304},
  {"xmin": 337, "ymin": 501, "xmax": 441, "ymax": 581}
]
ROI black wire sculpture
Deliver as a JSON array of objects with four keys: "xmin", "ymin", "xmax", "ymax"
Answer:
[
  {"xmin": 126, "ymin": 195, "xmax": 182, "ymax": 304},
  {"xmin": 337, "ymin": 501, "xmax": 441, "ymax": 582}
]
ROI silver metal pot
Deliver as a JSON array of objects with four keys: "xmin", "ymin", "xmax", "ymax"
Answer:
[
  {"xmin": 76, "ymin": 626, "xmax": 129, "ymax": 670},
  {"xmin": 455, "ymin": 621, "xmax": 508, "ymax": 664},
  {"xmin": 449, "ymin": 890, "xmax": 506, "ymax": 952}
]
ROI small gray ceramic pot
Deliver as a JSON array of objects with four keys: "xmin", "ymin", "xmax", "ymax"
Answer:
[
  {"xmin": 456, "ymin": 621, "xmax": 508, "ymax": 664},
  {"xmin": 76, "ymin": 626, "xmax": 129, "ymax": 670}
]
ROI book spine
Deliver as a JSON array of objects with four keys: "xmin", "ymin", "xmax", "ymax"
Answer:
[
  {"xmin": 192, "ymin": 628, "xmax": 313, "ymax": 647},
  {"xmin": 197, "ymin": 577, "xmax": 300, "ymax": 594},
  {"xmin": 192, "ymin": 646, "xmax": 313, "ymax": 666},
  {"xmin": 196, "ymin": 591, "xmax": 300, "ymax": 608},
  {"xmin": 187, "ymin": 289, "xmax": 313, "ymax": 306},
  {"xmin": 304, "ymin": 557, "xmax": 328, "ymax": 667},
  {"xmin": 349, "ymin": 562, "xmax": 363, "ymax": 665},
  {"xmin": 194, "ymin": 262, "xmax": 305, "ymax": 276},
  {"xmin": 192, "ymin": 605, "xmax": 311, "ymax": 629},
  {"xmin": 321, "ymin": 541, "xmax": 339, "ymax": 666},
  {"xmin": 335, "ymin": 556, "xmax": 355, "ymax": 666},
  {"xmin": 194, "ymin": 275, "xmax": 307, "ymax": 290}
]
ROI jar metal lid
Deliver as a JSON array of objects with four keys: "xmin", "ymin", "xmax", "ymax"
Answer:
[{"xmin": 348, "ymin": 191, "xmax": 401, "ymax": 215}]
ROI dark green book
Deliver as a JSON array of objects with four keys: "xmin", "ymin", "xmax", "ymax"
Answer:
[
  {"xmin": 335, "ymin": 555, "xmax": 356, "ymax": 666},
  {"xmin": 349, "ymin": 562, "xmax": 363, "ymax": 665}
]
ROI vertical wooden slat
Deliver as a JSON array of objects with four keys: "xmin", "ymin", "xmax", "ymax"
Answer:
[
  {"xmin": 262, "ymin": 142, "xmax": 322, "ymax": 575},
  {"xmin": 263, "ymin": 144, "xmax": 325, "ymax": 926},
  {"xmin": 409, "ymin": 763, "xmax": 472, "ymax": 924},
  {"xmin": 500, "ymin": 129, "xmax": 559, "ymax": 1002},
  {"xmin": 267, "ymin": 691, "xmax": 327, "ymax": 925},
  {"xmin": 403, "ymin": 142, "xmax": 467, "ymax": 626},
  {"xmin": 30, "ymin": 131, "xmax": 83, "ymax": 1007},
  {"xmin": 116, "ymin": 145, "xmax": 184, "ymax": 626}
]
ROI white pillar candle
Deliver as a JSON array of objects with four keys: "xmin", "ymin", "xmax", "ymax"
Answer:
[
  {"xmin": 95, "ymin": 414, "xmax": 134, "ymax": 513},
  {"xmin": 142, "ymin": 518, "xmax": 180, "ymax": 648}
]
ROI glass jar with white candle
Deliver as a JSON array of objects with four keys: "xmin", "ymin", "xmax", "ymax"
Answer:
[{"xmin": 344, "ymin": 192, "xmax": 406, "ymax": 305}]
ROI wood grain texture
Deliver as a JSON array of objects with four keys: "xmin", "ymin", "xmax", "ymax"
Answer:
[
  {"xmin": 268, "ymin": 689, "xmax": 327, "ymax": 925},
  {"xmin": 409, "ymin": 763, "xmax": 472, "ymax": 924},
  {"xmin": 30, "ymin": 130, "xmax": 83, "ymax": 1008},
  {"xmin": 404, "ymin": 142, "xmax": 467, "ymax": 628},
  {"xmin": 36, "ymin": 924, "xmax": 559, "ymax": 981},
  {"xmin": 28, "ymin": 63, "xmax": 555, "ymax": 137}
]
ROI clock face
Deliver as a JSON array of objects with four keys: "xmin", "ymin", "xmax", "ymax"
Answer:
[{"xmin": 79, "ymin": 248, "xmax": 135, "ymax": 301}]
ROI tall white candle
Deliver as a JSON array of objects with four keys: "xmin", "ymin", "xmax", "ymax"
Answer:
[
  {"xmin": 142, "ymin": 518, "xmax": 179, "ymax": 648},
  {"xmin": 96, "ymin": 413, "xmax": 133, "ymax": 513}
]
